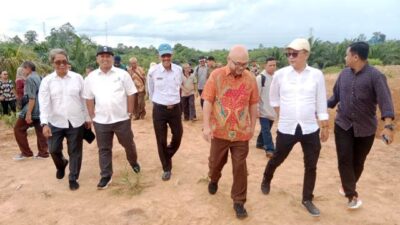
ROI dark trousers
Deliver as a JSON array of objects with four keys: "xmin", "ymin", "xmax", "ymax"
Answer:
[
  {"xmin": 133, "ymin": 92, "xmax": 146, "ymax": 119},
  {"xmin": 93, "ymin": 119, "xmax": 138, "ymax": 178},
  {"xmin": 152, "ymin": 102, "xmax": 183, "ymax": 172},
  {"xmin": 198, "ymin": 89, "xmax": 204, "ymax": 108},
  {"xmin": 256, "ymin": 118, "xmax": 274, "ymax": 151},
  {"xmin": 209, "ymin": 138, "xmax": 249, "ymax": 204},
  {"xmin": 14, "ymin": 118, "xmax": 48, "ymax": 157},
  {"xmin": 48, "ymin": 123, "xmax": 84, "ymax": 181},
  {"xmin": 1, "ymin": 100, "xmax": 16, "ymax": 115},
  {"xmin": 263, "ymin": 125, "xmax": 321, "ymax": 201},
  {"xmin": 181, "ymin": 94, "xmax": 196, "ymax": 120},
  {"xmin": 334, "ymin": 124, "xmax": 375, "ymax": 200}
]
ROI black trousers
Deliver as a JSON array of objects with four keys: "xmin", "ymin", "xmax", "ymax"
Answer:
[
  {"xmin": 198, "ymin": 89, "xmax": 204, "ymax": 108},
  {"xmin": 152, "ymin": 102, "xmax": 183, "ymax": 172},
  {"xmin": 48, "ymin": 123, "xmax": 84, "ymax": 181},
  {"xmin": 334, "ymin": 124, "xmax": 375, "ymax": 200},
  {"xmin": 263, "ymin": 125, "xmax": 321, "ymax": 201},
  {"xmin": 1, "ymin": 100, "xmax": 16, "ymax": 115}
]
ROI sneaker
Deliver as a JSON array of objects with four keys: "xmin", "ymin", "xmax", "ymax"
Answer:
[
  {"xmin": 97, "ymin": 177, "xmax": 112, "ymax": 190},
  {"xmin": 256, "ymin": 145, "xmax": 264, "ymax": 150},
  {"xmin": 302, "ymin": 200, "xmax": 320, "ymax": 217},
  {"xmin": 261, "ymin": 178, "xmax": 270, "ymax": 195},
  {"xmin": 162, "ymin": 171, "xmax": 171, "ymax": 181},
  {"xmin": 233, "ymin": 203, "xmax": 248, "ymax": 219},
  {"xmin": 13, "ymin": 154, "xmax": 32, "ymax": 161},
  {"xmin": 69, "ymin": 180, "xmax": 79, "ymax": 191},
  {"xmin": 56, "ymin": 159, "xmax": 69, "ymax": 179},
  {"xmin": 338, "ymin": 187, "xmax": 345, "ymax": 197},
  {"xmin": 34, "ymin": 155, "xmax": 49, "ymax": 160},
  {"xmin": 132, "ymin": 162, "xmax": 141, "ymax": 173},
  {"xmin": 208, "ymin": 182, "xmax": 218, "ymax": 195},
  {"xmin": 348, "ymin": 197, "xmax": 362, "ymax": 209}
]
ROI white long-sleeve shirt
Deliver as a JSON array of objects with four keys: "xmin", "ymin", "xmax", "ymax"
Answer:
[
  {"xmin": 147, "ymin": 63, "xmax": 183, "ymax": 105},
  {"xmin": 39, "ymin": 71, "xmax": 89, "ymax": 128},
  {"xmin": 270, "ymin": 65, "xmax": 328, "ymax": 135}
]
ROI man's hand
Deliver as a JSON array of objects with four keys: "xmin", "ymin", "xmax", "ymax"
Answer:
[
  {"xmin": 25, "ymin": 113, "xmax": 32, "ymax": 124},
  {"xmin": 246, "ymin": 126, "xmax": 255, "ymax": 138},
  {"xmin": 202, "ymin": 126, "xmax": 212, "ymax": 142},
  {"xmin": 380, "ymin": 127, "xmax": 394, "ymax": 145},
  {"xmin": 85, "ymin": 121, "xmax": 92, "ymax": 129},
  {"xmin": 42, "ymin": 125, "xmax": 52, "ymax": 138},
  {"xmin": 320, "ymin": 126, "xmax": 329, "ymax": 142}
]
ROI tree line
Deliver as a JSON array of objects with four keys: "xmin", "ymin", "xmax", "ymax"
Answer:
[{"xmin": 1, "ymin": 23, "xmax": 399, "ymax": 81}]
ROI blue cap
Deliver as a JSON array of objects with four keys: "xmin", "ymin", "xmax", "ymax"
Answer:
[{"xmin": 158, "ymin": 43, "xmax": 173, "ymax": 56}]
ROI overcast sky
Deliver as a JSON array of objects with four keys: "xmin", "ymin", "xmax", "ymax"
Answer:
[{"xmin": 1, "ymin": 0, "xmax": 399, "ymax": 50}]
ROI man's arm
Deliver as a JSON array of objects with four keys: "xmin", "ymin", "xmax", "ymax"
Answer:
[
  {"xmin": 248, "ymin": 103, "xmax": 258, "ymax": 137},
  {"xmin": 202, "ymin": 100, "xmax": 213, "ymax": 142}
]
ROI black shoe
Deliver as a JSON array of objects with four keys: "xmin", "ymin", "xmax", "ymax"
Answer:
[
  {"xmin": 265, "ymin": 150, "xmax": 274, "ymax": 158},
  {"xmin": 97, "ymin": 177, "xmax": 112, "ymax": 190},
  {"xmin": 208, "ymin": 182, "xmax": 218, "ymax": 195},
  {"xmin": 132, "ymin": 162, "xmax": 141, "ymax": 173},
  {"xmin": 69, "ymin": 180, "xmax": 79, "ymax": 191},
  {"xmin": 261, "ymin": 178, "xmax": 270, "ymax": 195},
  {"xmin": 302, "ymin": 200, "xmax": 320, "ymax": 217},
  {"xmin": 233, "ymin": 203, "xmax": 248, "ymax": 219},
  {"xmin": 56, "ymin": 159, "xmax": 69, "ymax": 179},
  {"xmin": 162, "ymin": 171, "xmax": 171, "ymax": 181}
]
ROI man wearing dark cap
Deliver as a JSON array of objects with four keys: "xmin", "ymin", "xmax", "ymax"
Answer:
[
  {"xmin": 194, "ymin": 56, "xmax": 208, "ymax": 108},
  {"xmin": 147, "ymin": 43, "xmax": 183, "ymax": 181},
  {"xmin": 114, "ymin": 55, "xmax": 127, "ymax": 71},
  {"xmin": 83, "ymin": 46, "xmax": 141, "ymax": 190}
]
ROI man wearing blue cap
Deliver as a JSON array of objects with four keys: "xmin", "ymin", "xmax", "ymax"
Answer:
[
  {"xmin": 147, "ymin": 43, "xmax": 183, "ymax": 181},
  {"xmin": 83, "ymin": 46, "xmax": 141, "ymax": 190}
]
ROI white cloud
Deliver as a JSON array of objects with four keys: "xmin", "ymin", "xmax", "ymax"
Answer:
[{"xmin": 0, "ymin": 0, "xmax": 399, "ymax": 50}]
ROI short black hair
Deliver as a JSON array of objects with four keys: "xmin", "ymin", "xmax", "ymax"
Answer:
[
  {"xmin": 22, "ymin": 61, "xmax": 36, "ymax": 71},
  {"xmin": 265, "ymin": 56, "xmax": 276, "ymax": 63},
  {"xmin": 207, "ymin": 56, "xmax": 215, "ymax": 61},
  {"xmin": 349, "ymin": 42, "xmax": 369, "ymax": 60}
]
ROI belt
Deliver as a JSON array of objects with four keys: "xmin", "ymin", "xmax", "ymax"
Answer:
[{"xmin": 153, "ymin": 102, "xmax": 179, "ymax": 109}]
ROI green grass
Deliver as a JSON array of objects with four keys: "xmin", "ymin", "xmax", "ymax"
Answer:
[
  {"xmin": 0, "ymin": 112, "xmax": 18, "ymax": 128},
  {"xmin": 323, "ymin": 66, "xmax": 343, "ymax": 74},
  {"xmin": 112, "ymin": 165, "xmax": 152, "ymax": 196}
]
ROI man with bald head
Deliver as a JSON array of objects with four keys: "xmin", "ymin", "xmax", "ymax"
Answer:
[
  {"xmin": 260, "ymin": 38, "xmax": 329, "ymax": 217},
  {"xmin": 202, "ymin": 45, "xmax": 259, "ymax": 219}
]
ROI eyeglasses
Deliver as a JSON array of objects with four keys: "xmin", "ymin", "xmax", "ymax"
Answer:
[
  {"xmin": 54, "ymin": 60, "xmax": 68, "ymax": 66},
  {"xmin": 231, "ymin": 59, "xmax": 248, "ymax": 68},
  {"xmin": 285, "ymin": 51, "xmax": 300, "ymax": 58}
]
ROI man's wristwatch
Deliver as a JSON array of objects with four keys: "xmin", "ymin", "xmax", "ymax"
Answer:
[
  {"xmin": 41, "ymin": 123, "xmax": 48, "ymax": 127},
  {"xmin": 384, "ymin": 124, "xmax": 395, "ymax": 131},
  {"xmin": 128, "ymin": 113, "xmax": 132, "ymax": 119}
]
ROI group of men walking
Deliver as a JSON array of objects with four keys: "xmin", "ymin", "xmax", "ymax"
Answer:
[{"xmin": 11, "ymin": 38, "xmax": 395, "ymax": 219}]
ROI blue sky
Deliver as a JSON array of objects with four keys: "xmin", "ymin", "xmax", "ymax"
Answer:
[{"xmin": 0, "ymin": 0, "xmax": 399, "ymax": 50}]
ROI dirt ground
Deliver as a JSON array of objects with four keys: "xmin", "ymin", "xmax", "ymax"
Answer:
[{"xmin": 0, "ymin": 67, "xmax": 399, "ymax": 225}]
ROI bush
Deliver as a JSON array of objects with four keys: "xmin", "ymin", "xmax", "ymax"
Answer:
[
  {"xmin": 323, "ymin": 66, "xmax": 343, "ymax": 74},
  {"xmin": 0, "ymin": 112, "xmax": 18, "ymax": 128},
  {"xmin": 369, "ymin": 58, "xmax": 383, "ymax": 66}
]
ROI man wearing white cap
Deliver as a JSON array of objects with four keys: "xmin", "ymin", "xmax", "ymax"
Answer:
[
  {"xmin": 147, "ymin": 43, "xmax": 183, "ymax": 181},
  {"xmin": 260, "ymin": 38, "xmax": 329, "ymax": 217}
]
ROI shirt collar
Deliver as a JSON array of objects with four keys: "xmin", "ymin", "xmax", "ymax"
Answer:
[{"xmin": 289, "ymin": 64, "xmax": 311, "ymax": 73}]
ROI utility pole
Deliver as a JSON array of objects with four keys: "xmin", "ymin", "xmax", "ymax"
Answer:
[{"xmin": 105, "ymin": 22, "xmax": 108, "ymax": 45}]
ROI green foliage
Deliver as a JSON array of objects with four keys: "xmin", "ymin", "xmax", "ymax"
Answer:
[
  {"xmin": 368, "ymin": 58, "xmax": 383, "ymax": 66},
  {"xmin": 0, "ymin": 112, "xmax": 18, "ymax": 128},
  {"xmin": 323, "ymin": 66, "xmax": 343, "ymax": 74},
  {"xmin": 1, "ymin": 26, "xmax": 400, "ymax": 79}
]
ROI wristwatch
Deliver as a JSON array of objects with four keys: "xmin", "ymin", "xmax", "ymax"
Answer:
[
  {"xmin": 128, "ymin": 113, "xmax": 133, "ymax": 119},
  {"xmin": 384, "ymin": 124, "xmax": 395, "ymax": 131},
  {"xmin": 41, "ymin": 123, "xmax": 48, "ymax": 127}
]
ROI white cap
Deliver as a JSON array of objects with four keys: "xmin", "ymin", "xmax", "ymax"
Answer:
[{"xmin": 286, "ymin": 38, "xmax": 310, "ymax": 52}]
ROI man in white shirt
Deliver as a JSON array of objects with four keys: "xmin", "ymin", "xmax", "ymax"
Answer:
[
  {"xmin": 256, "ymin": 57, "xmax": 277, "ymax": 157},
  {"xmin": 147, "ymin": 43, "xmax": 183, "ymax": 181},
  {"xmin": 39, "ymin": 49, "xmax": 90, "ymax": 190},
  {"xmin": 260, "ymin": 38, "xmax": 329, "ymax": 217},
  {"xmin": 83, "ymin": 46, "xmax": 141, "ymax": 190}
]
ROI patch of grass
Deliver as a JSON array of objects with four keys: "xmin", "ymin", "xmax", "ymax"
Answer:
[
  {"xmin": 197, "ymin": 175, "xmax": 210, "ymax": 184},
  {"xmin": 323, "ymin": 66, "xmax": 343, "ymax": 74},
  {"xmin": 0, "ymin": 112, "xmax": 18, "ymax": 128},
  {"xmin": 112, "ymin": 165, "xmax": 152, "ymax": 196}
]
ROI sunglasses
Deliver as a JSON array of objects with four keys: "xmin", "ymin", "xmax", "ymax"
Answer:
[
  {"xmin": 54, "ymin": 60, "xmax": 68, "ymax": 66},
  {"xmin": 231, "ymin": 59, "xmax": 248, "ymax": 68},
  {"xmin": 285, "ymin": 51, "xmax": 301, "ymax": 58}
]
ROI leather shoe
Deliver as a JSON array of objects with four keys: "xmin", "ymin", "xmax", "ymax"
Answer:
[
  {"xmin": 233, "ymin": 203, "xmax": 248, "ymax": 219},
  {"xmin": 302, "ymin": 200, "xmax": 320, "ymax": 217},
  {"xmin": 132, "ymin": 162, "xmax": 141, "ymax": 173},
  {"xmin": 69, "ymin": 180, "xmax": 79, "ymax": 191},
  {"xmin": 162, "ymin": 171, "xmax": 171, "ymax": 181},
  {"xmin": 56, "ymin": 159, "xmax": 68, "ymax": 179},
  {"xmin": 261, "ymin": 178, "xmax": 270, "ymax": 195},
  {"xmin": 208, "ymin": 182, "xmax": 218, "ymax": 195}
]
